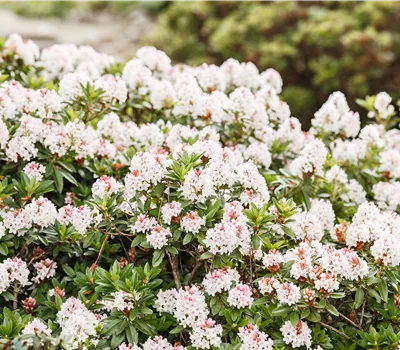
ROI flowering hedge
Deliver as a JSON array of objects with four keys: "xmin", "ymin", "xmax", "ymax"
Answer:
[{"xmin": 0, "ymin": 33, "xmax": 399, "ymax": 350}]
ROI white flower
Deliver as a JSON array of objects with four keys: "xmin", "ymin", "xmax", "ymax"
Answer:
[
  {"xmin": 274, "ymin": 281, "xmax": 301, "ymax": 306},
  {"xmin": 314, "ymin": 272, "xmax": 339, "ymax": 294},
  {"xmin": 33, "ymin": 259, "xmax": 57, "ymax": 283},
  {"xmin": 227, "ymin": 284, "xmax": 253, "ymax": 308},
  {"xmin": 161, "ymin": 202, "xmax": 182, "ymax": 225},
  {"xmin": 92, "ymin": 175, "xmax": 121, "ymax": 198},
  {"xmin": 2, "ymin": 257, "xmax": 30, "ymax": 287},
  {"xmin": 22, "ymin": 318, "xmax": 51, "ymax": 337},
  {"xmin": 94, "ymin": 75, "xmax": 127, "ymax": 104},
  {"xmin": 6, "ymin": 136, "xmax": 37, "ymax": 162},
  {"xmin": 379, "ymin": 149, "xmax": 400, "ymax": 179},
  {"xmin": 290, "ymin": 139, "xmax": 327, "ymax": 177},
  {"xmin": 59, "ymin": 72, "xmax": 91, "ymax": 100},
  {"xmin": 57, "ymin": 297, "xmax": 100, "ymax": 347},
  {"xmin": 258, "ymin": 277, "xmax": 276, "ymax": 295},
  {"xmin": 131, "ymin": 214, "xmax": 157, "ymax": 233},
  {"xmin": 147, "ymin": 225, "xmax": 171, "ymax": 249},
  {"xmin": 288, "ymin": 211, "xmax": 324, "ymax": 241},
  {"xmin": 238, "ymin": 323, "xmax": 274, "ymax": 350},
  {"xmin": 204, "ymin": 223, "xmax": 238, "ymax": 255},
  {"xmin": 155, "ymin": 289, "xmax": 178, "ymax": 314},
  {"xmin": 182, "ymin": 169, "xmax": 216, "ymax": 203},
  {"xmin": 58, "ymin": 205, "xmax": 101, "ymax": 235},
  {"xmin": 23, "ymin": 162, "xmax": 45, "ymax": 182},
  {"xmin": 190, "ymin": 319, "xmax": 223, "ymax": 349},
  {"xmin": 122, "ymin": 58, "xmax": 153, "ymax": 92},
  {"xmin": 175, "ymin": 286, "xmax": 208, "ymax": 328},
  {"xmin": 142, "ymin": 336, "xmax": 175, "ymax": 350},
  {"xmin": 373, "ymin": 182, "xmax": 400, "ymax": 211},
  {"xmin": 202, "ymin": 268, "xmax": 240, "ymax": 296},
  {"xmin": 280, "ymin": 321, "xmax": 312, "ymax": 349},
  {"xmin": 309, "ymin": 198, "xmax": 335, "ymax": 231},
  {"xmin": 3, "ymin": 209, "xmax": 32, "ymax": 235},
  {"xmin": 181, "ymin": 211, "xmax": 205, "ymax": 234},
  {"xmin": 24, "ymin": 197, "xmax": 57, "ymax": 228},
  {"xmin": 0, "ymin": 120, "xmax": 9, "ymax": 148},
  {"xmin": 236, "ymin": 160, "xmax": 270, "ymax": 202},
  {"xmin": 4, "ymin": 33, "xmax": 39, "ymax": 65},
  {"xmin": 371, "ymin": 232, "xmax": 400, "ymax": 266},
  {"xmin": 243, "ymin": 141, "xmax": 272, "ymax": 169},
  {"xmin": 136, "ymin": 46, "xmax": 171, "ymax": 73},
  {"xmin": 372, "ymin": 92, "xmax": 394, "ymax": 119},
  {"xmin": 112, "ymin": 290, "xmax": 140, "ymax": 311},
  {"xmin": 261, "ymin": 68, "xmax": 283, "ymax": 93}
]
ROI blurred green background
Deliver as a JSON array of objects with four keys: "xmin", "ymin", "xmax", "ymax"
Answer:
[
  {"xmin": 1, "ymin": 1, "xmax": 399, "ymax": 126},
  {"xmin": 0, "ymin": 1, "xmax": 168, "ymax": 17}
]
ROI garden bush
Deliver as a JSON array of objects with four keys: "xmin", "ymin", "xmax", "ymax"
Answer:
[
  {"xmin": 0, "ymin": 1, "xmax": 167, "ymax": 18},
  {"xmin": 0, "ymin": 33, "xmax": 399, "ymax": 350},
  {"xmin": 147, "ymin": 1, "xmax": 400, "ymax": 127}
]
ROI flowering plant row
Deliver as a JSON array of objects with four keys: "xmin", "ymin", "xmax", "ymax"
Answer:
[{"xmin": 0, "ymin": 33, "xmax": 399, "ymax": 350}]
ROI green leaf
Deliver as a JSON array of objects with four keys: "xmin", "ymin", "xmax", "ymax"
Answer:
[
  {"xmin": 329, "ymin": 292, "xmax": 346, "ymax": 299},
  {"xmin": 59, "ymin": 168, "xmax": 78, "ymax": 186},
  {"xmin": 58, "ymin": 161, "xmax": 76, "ymax": 173},
  {"xmin": 301, "ymin": 308, "xmax": 310, "ymax": 319},
  {"xmin": 0, "ymin": 75, "xmax": 9, "ymax": 83},
  {"xmin": 205, "ymin": 199, "xmax": 221, "ymax": 220},
  {"xmin": 355, "ymin": 287, "xmax": 364, "ymax": 309},
  {"xmin": 62, "ymin": 264, "xmax": 75, "ymax": 278},
  {"xmin": 183, "ymin": 233, "xmax": 193, "ymax": 245},
  {"xmin": 306, "ymin": 310, "xmax": 321, "ymax": 322},
  {"xmin": 35, "ymin": 180, "xmax": 54, "ymax": 196},
  {"xmin": 131, "ymin": 234, "xmax": 145, "ymax": 247},
  {"xmin": 252, "ymin": 296, "xmax": 268, "ymax": 306},
  {"xmin": 200, "ymin": 252, "xmax": 213, "ymax": 260},
  {"xmin": 290, "ymin": 311, "xmax": 299, "ymax": 326},
  {"xmin": 134, "ymin": 319, "xmax": 156, "ymax": 336},
  {"xmin": 367, "ymin": 289, "xmax": 381, "ymax": 303},
  {"xmin": 211, "ymin": 301, "xmax": 222, "ymax": 316},
  {"xmin": 110, "ymin": 331, "xmax": 125, "ymax": 349},
  {"xmin": 152, "ymin": 249, "xmax": 165, "ymax": 267},
  {"xmin": 53, "ymin": 168, "xmax": 64, "ymax": 193},
  {"xmin": 166, "ymin": 246, "xmax": 178, "ymax": 255},
  {"xmin": 326, "ymin": 304, "xmax": 339, "ymax": 317},
  {"xmin": 386, "ymin": 269, "xmax": 398, "ymax": 285},
  {"xmin": 170, "ymin": 325, "xmax": 184, "ymax": 334},
  {"xmin": 0, "ymin": 243, "xmax": 8, "ymax": 256},
  {"xmin": 126, "ymin": 325, "xmax": 138, "ymax": 345},
  {"xmin": 377, "ymin": 279, "xmax": 388, "ymax": 303},
  {"xmin": 272, "ymin": 305, "xmax": 291, "ymax": 317}
]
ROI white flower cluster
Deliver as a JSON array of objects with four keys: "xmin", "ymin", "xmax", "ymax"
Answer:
[
  {"xmin": 202, "ymin": 267, "xmax": 240, "ymax": 296},
  {"xmin": 238, "ymin": 324, "xmax": 274, "ymax": 350},
  {"xmin": 57, "ymin": 297, "xmax": 101, "ymax": 348},
  {"xmin": 57, "ymin": 205, "xmax": 102, "ymax": 235},
  {"xmin": 204, "ymin": 201, "xmax": 253, "ymax": 255},
  {"xmin": 0, "ymin": 257, "xmax": 30, "ymax": 293},
  {"xmin": 22, "ymin": 318, "xmax": 52, "ymax": 337},
  {"xmin": 312, "ymin": 91, "xmax": 360, "ymax": 137},
  {"xmin": 280, "ymin": 320, "xmax": 312, "ymax": 349},
  {"xmin": 32, "ymin": 258, "xmax": 57, "ymax": 283},
  {"xmin": 111, "ymin": 290, "xmax": 141, "ymax": 311},
  {"xmin": 120, "ymin": 336, "xmax": 185, "ymax": 350},
  {"xmin": 2, "ymin": 196, "xmax": 57, "ymax": 235},
  {"xmin": 154, "ymin": 286, "xmax": 224, "ymax": 349}
]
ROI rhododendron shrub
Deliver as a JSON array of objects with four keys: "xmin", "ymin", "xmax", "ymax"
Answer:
[{"xmin": 0, "ymin": 34, "xmax": 399, "ymax": 350}]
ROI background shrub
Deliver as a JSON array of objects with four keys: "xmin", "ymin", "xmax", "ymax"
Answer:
[{"xmin": 147, "ymin": 1, "xmax": 400, "ymax": 126}]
